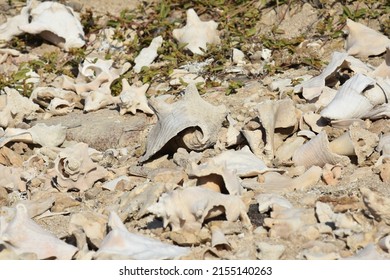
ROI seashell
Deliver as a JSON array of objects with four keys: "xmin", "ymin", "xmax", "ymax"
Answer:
[
  {"xmin": 256, "ymin": 242, "xmax": 285, "ymax": 260},
  {"xmin": 148, "ymin": 186, "xmax": 251, "ymax": 232},
  {"xmin": 172, "ymin": 8, "xmax": 220, "ymax": 55},
  {"xmin": 30, "ymin": 86, "xmax": 82, "ymax": 109},
  {"xmin": 0, "ymin": 165, "xmax": 25, "ymax": 192},
  {"xmin": 360, "ymin": 187, "xmax": 390, "ymax": 225},
  {"xmin": 210, "ymin": 225, "xmax": 231, "ymax": 251},
  {"xmin": 118, "ymin": 79, "xmax": 153, "ymax": 115},
  {"xmin": 328, "ymin": 124, "xmax": 378, "ymax": 165},
  {"xmin": 133, "ymin": 36, "xmax": 163, "ymax": 73},
  {"xmin": 257, "ymin": 98, "xmax": 298, "ymax": 160},
  {"xmin": 256, "ymin": 193, "xmax": 293, "ymax": 213},
  {"xmin": 187, "ymin": 161, "xmax": 243, "ymax": 195},
  {"xmin": 102, "ymin": 175, "xmax": 130, "ymax": 191},
  {"xmin": 293, "ymin": 131, "xmax": 350, "ymax": 168},
  {"xmin": 223, "ymin": 115, "xmax": 242, "ymax": 147},
  {"xmin": 321, "ymin": 74, "xmax": 376, "ymax": 120},
  {"xmin": 0, "ymin": 0, "xmax": 31, "ymax": 42},
  {"xmin": 275, "ymin": 135, "xmax": 306, "ymax": 163},
  {"xmin": 0, "ymin": 204, "xmax": 77, "ymax": 259},
  {"xmin": 94, "ymin": 211, "xmax": 190, "ymax": 260},
  {"xmin": 378, "ymin": 235, "xmax": 390, "ymax": 253},
  {"xmin": 19, "ymin": 1, "xmax": 85, "ymax": 51},
  {"xmin": 83, "ymin": 84, "xmax": 118, "ymax": 113},
  {"xmin": 49, "ymin": 142, "xmax": 108, "ymax": 192},
  {"xmin": 45, "ymin": 97, "xmax": 75, "ymax": 118},
  {"xmin": 322, "ymin": 163, "xmax": 342, "ymax": 185},
  {"xmin": 68, "ymin": 211, "xmax": 108, "ymax": 248},
  {"xmin": 345, "ymin": 19, "xmax": 390, "ymax": 57},
  {"xmin": 0, "ymin": 123, "xmax": 66, "ymax": 148},
  {"xmin": 140, "ymin": 83, "xmax": 227, "ymax": 162},
  {"xmin": 0, "ymin": 87, "xmax": 40, "ymax": 128},
  {"xmin": 241, "ymin": 129, "xmax": 264, "ymax": 159}
]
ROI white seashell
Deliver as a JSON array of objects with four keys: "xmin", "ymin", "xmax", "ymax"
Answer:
[
  {"xmin": 188, "ymin": 161, "xmax": 243, "ymax": 195},
  {"xmin": 30, "ymin": 86, "xmax": 82, "ymax": 109},
  {"xmin": 19, "ymin": 2, "xmax": 85, "ymax": 51},
  {"xmin": 345, "ymin": 19, "xmax": 390, "ymax": 57},
  {"xmin": 378, "ymin": 235, "xmax": 390, "ymax": 253},
  {"xmin": 49, "ymin": 142, "xmax": 108, "ymax": 192},
  {"xmin": 210, "ymin": 225, "xmax": 231, "ymax": 250},
  {"xmin": 0, "ymin": 123, "xmax": 66, "ymax": 148},
  {"xmin": 46, "ymin": 97, "xmax": 75, "ymax": 117},
  {"xmin": 360, "ymin": 187, "xmax": 390, "ymax": 225},
  {"xmin": 83, "ymin": 84, "xmax": 118, "ymax": 112},
  {"xmin": 133, "ymin": 36, "xmax": 163, "ymax": 73},
  {"xmin": 256, "ymin": 242, "xmax": 285, "ymax": 260},
  {"xmin": 257, "ymin": 98, "xmax": 298, "ymax": 160},
  {"xmin": 0, "ymin": 204, "xmax": 77, "ymax": 259},
  {"xmin": 293, "ymin": 131, "xmax": 350, "ymax": 168},
  {"xmin": 148, "ymin": 186, "xmax": 251, "ymax": 232},
  {"xmin": 118, "ymin": 79, "xmax": 153, "ymax": 115},
  {"xmin": 371, "ymin": 47, "xmax": 390, "ymax": 78},
  {"xmin": 140, "ymin": 83, "xmax": 227, "ymax": 162},
  {"xmin": 0, "ymin": 87, "xmax": 40, "ymax": 128},
  {"xmin": 321, "ymin": 74, "xmax": 376, "ymax": 120},
  {"xmin": 275, "ymin": 135, "xmax": 306, "ymax": 163},
  {"xmin": 256, "ymin": 193, "xmax": 293, "ymax": 213},
  {"xmin": 173, "ymin": 9, "xmax": 220, "ymax": 55},
  {"xmin": 0, "ymin": 0, "xmax": 31, "ymax": 42},
  {"xmin": 94, "ymin": 211, "xmax": 190, "ymax": 260}
]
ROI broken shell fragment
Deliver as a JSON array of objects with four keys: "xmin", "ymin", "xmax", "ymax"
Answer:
[
  {"xmin": 133, "ymin": 36, "xmax": 163, "ymax": 73},
  {"xmin": 148, "ymin": 187, "xmax": 251, "ymax": 232},
  {"xmin": 360, "ymin": 187, "xmax": 390, "ymax": 225},
  {"xmin": 140, "ymin": 83, "xmax": 227, "ymax": 162},
  {"xmin": 95, "ymin": 211, "xmax": 190, "ymax": 260},
  {"xmin": 0, "ymin": 204, "xmax": 77, "ymax": 259},
  {"xmin": 173, "ymin": 9, "xmax": 220, "ymax": 55},
  {"xmin": 118, "ymin": 79, "xmax": 153, "ymax": 115},
  {"xmin": 345, "ymin": 19, "xmax": 390, "ymax": 57}
]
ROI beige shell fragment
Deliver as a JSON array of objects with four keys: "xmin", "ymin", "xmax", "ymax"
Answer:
[
  {"xmin": 30, "ymin": 86, "xmax": 81, "ymax": 109},
  {"xmin": 345, "ymin": 19, "xmax": 390, "ymax": 57},
  {"xmin": 293, "ymin": 131, "xmax": 350, "ymax": 168},
  {"xmin": 0, "ymin": 87, "xmax": 40, "ymax": 128},
  {"xmin": 19, "ymin": 1, "xmax": 85, "ymax": 51},
  {"xmin": 0, "ymin": 123, "xmax": 66, "ymax": 148},
  {"xmin": 0, "ymin": 204, "xmax": 77, "ymax": 259},
  {"xmin": 118, "ymin": 79, "xmax": 153, "ymax": 115},
  {"xmin": 0, "ymin": 165, "xmax": 25, "ymax": 192},
  {"xmin": 148, "ymin": 187, "xmax": 251, "ymax": 232},
  {"xmin": 210, "ymin": 225, "xmax": 231, "ymax": 251},
  {"xmin": 361, "ymin": 187, "xmax": 390, "ymax": 225},
  {"xmin": 94, "ymin": 211, "xmax": 190, "ymax": 260},
  {"xmin": 50, "ymin": 142, "xmax": 108, "ymax": 192},
  {"xmin": 256, "ymin": 242, "xmax": 285, "ymax": 260},
  {"xmin": 173, "ymin": 9, "xmax": 220, "ymax": 55},
  {"xmin": 256, "ymin": 193, "xmax": 293, "ymax": 213},
  {"xmin": 45, "ymin": 97, "xmax": 75, "ymax": 118},
  {"xmin": 133, "ymin": 36, "xmax": 163, "ymax": 73},
  {"xmin": 257, "ymin": 98, "xmax": 298, "ymax": 160},
  {"xmin": 371, "ymin": 47, "xmax": 390, "ymax": 78},
  {"xmin": 140, "ymin": 83, "xmax": 227, "ymax": 162}
]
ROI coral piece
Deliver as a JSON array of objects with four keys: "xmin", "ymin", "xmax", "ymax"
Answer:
[
  {"xmin": 118, "ymin": 79, "xmax": 154, "ymax": 115},
  {"xmin": 148, "ymin": 187, "xmax": 251, "ymax": 232},
  {"xmin": 173, "ymin": 8, "xmax": 220, "ymax": 55},
  {"xmin": 133, "ymin": 36, "xmax": 163, "ymax": 73},
  {"xmin": 19, "ymin": 1, "xmax": 85, "ymax": 50},
  {"xmin": 345, "ymin": 19, "xmax": 390, "ymax": 57},
  {"xmin": 0, "ymin": 204, "xmax": 77, "ymax": 259},
  {"xmin": 140, "ymin": 83, "xmax": 227, "ymax": 162},
  {"xmin": 49, "ymin": 142, "xmax": 108, "ymax": 192},
  {"xmin": 94, "ymin": 211, "xmax": 190, "ymax": 260}
]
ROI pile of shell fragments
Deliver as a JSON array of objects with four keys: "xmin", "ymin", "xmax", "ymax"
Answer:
[{"xmin": 1, "ymin": 0, "xmax": 390, "ymax": 260}]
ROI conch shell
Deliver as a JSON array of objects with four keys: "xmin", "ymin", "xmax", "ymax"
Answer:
[
  {"xmin": 140, "ymin": 83, "xmax": 227, "ymax": 162},
  {"xmin": 18, "ymin": 1, "xmax": 85, "ymax": 50},
  {"xmin": 118, "ymin": 79, "xmax": 154, "ymax": 115},
  {"xmin": 0, "ymin": 204, "xmax": 77, "ymax": 259},
  {"xmin": 49, "ymin": 142, "xmax": 108, "ymax": 192},
  {"xmin": 173, "ymin": 8, "xmax": 220, "ymax": 55},
  {"xmin": 94, "ymin": 212, "xmax": 190, "ymax": 260},
  {"xmin": 148, "ymin": 187, "xmax": 251, "ymax": 232},
  {"xmin": 345, "ymin": 18, "xmax": 390, "ymax": 57}
]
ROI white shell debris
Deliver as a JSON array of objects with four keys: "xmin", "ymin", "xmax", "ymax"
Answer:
[
  {"xmin": 173, "ymin": 8, "xmax": 220, "ymax": 55},
  {"xmin": 148, "ymin": 187, "xmax": 251, "ymax": 232},
  {"xmin": 95, "ymin": 211, "xmax": 190, "ymax": 260},
  {"xmin": 140, "ymin": 83, "xmax": 227, "ymax": 162},
  {"xmin": 118, "ymin": 79, "xmax": 153, "ymax": 115},
  {"xmin": 0, "ymin": 204, "xmax": 78, "ymax": 259},
  {"xmin": 133, "ymin": 36, "xmax": 163, "ymax": 73}
]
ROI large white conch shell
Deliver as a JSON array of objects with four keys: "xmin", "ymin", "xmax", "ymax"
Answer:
[
  {"xmin": 18, "ymin": 1, "xmax": 85, "ymax": 51},
  {"xmin": 0, "ymin": 204, "xmax": 77, "ymax": 259},
  {"xmin": 133, "ymin": 36, "xmax": 163, "ymax": 73},
  {"xmin": 173, "ymin": 9, "xmax": 220, "ymax": 55},
  {"xmin": 94, "ymin": 212, "xmax": 190, "ymax": 260},
  {"xmin": 140, "ymin": 83, "xmax": 227, "ymax": 162},
  {"xmin": 345, "ymin": 19, "xmax": 390, "ymax": 57}
]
